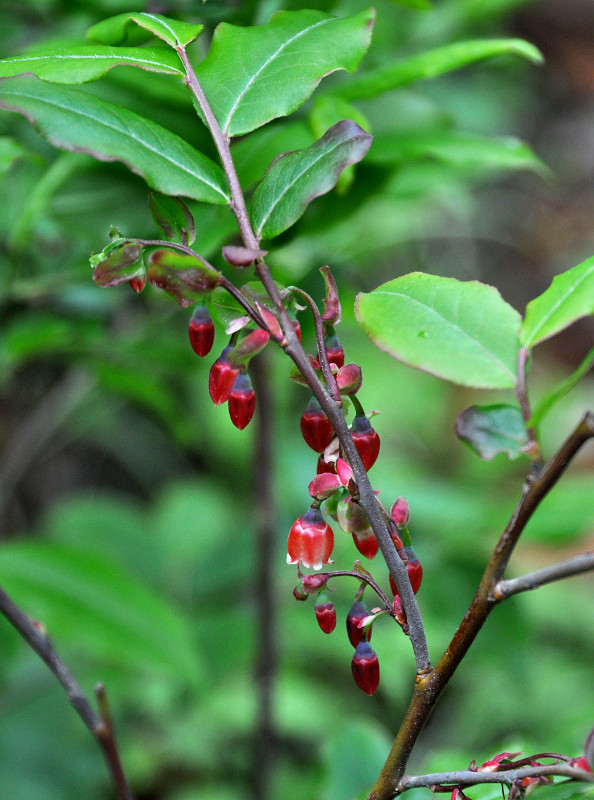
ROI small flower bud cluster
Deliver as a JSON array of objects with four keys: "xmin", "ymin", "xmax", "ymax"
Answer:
[{"xmin": 188, "ymin": 302, "xmax": 273, "ymax": 431}]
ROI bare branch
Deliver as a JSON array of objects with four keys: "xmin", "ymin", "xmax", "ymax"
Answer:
[
  {"xmin": 495, "ymin": 552, "xmax": 594, "ymax": 599},
  {"xmin": 398, "ymin": 764, "xmax": 594, "ymax": 793},
  {"xmin": 0, "ymin": 585, "xmax": 134, "ymax": 800}
]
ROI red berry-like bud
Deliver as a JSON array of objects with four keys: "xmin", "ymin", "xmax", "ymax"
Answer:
[
  {"xmin": 352, "ymin": 529, "xmax": 379, "ymax": 560},
  {"xmin": 351, "ymin": 415, "xmax": 380, "ymax": 471},
  {"xmin": 346, "ymin": 601, "xmax": 372, "ymax": 648},
  {"xmin": 129, "ymin": 273, "xmax": 147, "ymax": 293},
  {"xmin": 209, "ymin": 347, "xmax": 240, "ymax": 405},
  {"xmin": 300, "ymin": 397, "xmax": 334, "ymax": 453},
  {"xmin": 325, "ymin": 333, "xmax": 344, "ymax": 368},
  {"xmin": 570, "ymin": 757, "xmax": 591, "ymax": 772},
  {"xmin": 189, "ymin": 304, "xmax": 215, "ymax": 357},
  {"xmin": 390, "ymin": 496, "xmax": 410, "ymax": 528},
  {"xmin": 351, "ymin": 640, "xmax": 380, "ymax": 695},
  {"xmin": 336, "ymin": 498, "xmax": 378, "ymax": 559},
  {"xmin": 228, "ymin": 372, "xmax": 256, "ymax": 430},
  {"xmin": 287, "ymin": 507, "xmax": 334, "ymax": 570},
  {"xmin": 336, "ymin": 363, "xmax": 362, "ymax": 395},
  {"xmin": 390, "ymin": 551, "xmax": 423, "ymax": 596},
  {"xmin": 314, "ymin": 592, "xmax": 336, "ymax": 634}
]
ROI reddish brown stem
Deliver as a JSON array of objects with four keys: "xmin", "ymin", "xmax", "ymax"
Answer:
[{"xmin": 368, "ymin": 411, "xmax": 594, "ymax": 800}]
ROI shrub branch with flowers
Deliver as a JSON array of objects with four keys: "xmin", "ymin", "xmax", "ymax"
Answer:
[{"xmin": 0, "ymin": 6, "xmax": 593, "ymax": 800}]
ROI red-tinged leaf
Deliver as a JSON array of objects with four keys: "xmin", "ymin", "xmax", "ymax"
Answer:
[
  {"xmin": 92, "ymin": 243, "xmax": 144, "ymax": 287},
  {"xmin": 148, "ymin": 249, "xmax": 221, "ymax": 306}
]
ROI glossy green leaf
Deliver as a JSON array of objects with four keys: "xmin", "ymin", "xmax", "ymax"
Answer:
[
  {"xmin": 455, "ymin": 403, "xmax": 528, "ymax": 459},
  {"xmin": 147, "ymin": 249, "xmax": 221, "ymax": 306},
  {"xmin": 355, "ymin": 273, "xmax": 522, "ymax": 388},
  {"xmin": 335, "ymin": 38, "xmax": 543, "ymax": 101},
  {"xmin": 87, "ymin": 11, "xmax": 203, "ymax": 48},
  {"xmin": 149, "ymin": 192, "xmax": 196, "ymax": 246},
  {"xmin": 521, "ymin": 256, "xmax": 594, "ymax": 348},
  {"xmin": 0, "ymin": 541, "xmax": 202, "ymax": 683},
  {"xmin": 251, "ymin": 120, "xmax": 372, "ymax": 240},
  {"xmin": 0, "ymin": 45, "xmax": 184, "ymax": 84},
  {"xmin": 0, "ymin": 75, "xmax": 230, "ymax": 204},
  {"xmin": 368, "ymin": 131, "xmax": 549, "ymax": 176},
  {"xmin": 196, "ymin": 8, "xmax": 375, "ymax": 137},
  {"xmin": 92, "ymin": 242, "xmax": 144, "ymax": 287},
  {"xmin": 232, "ymin": 120, "xmax": 314, "ymax": 189}
]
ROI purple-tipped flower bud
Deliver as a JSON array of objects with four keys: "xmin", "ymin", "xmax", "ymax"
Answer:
[
  {"xmin": 228, "ymin": 372, "xmax": 256, "ymax": 430},
  {"xmin": 301, "ymin": 397, "xmax": 334, "ymax": 453},
  {"xmin": 390, "ymin": 497, "xmax": 410, "ymax": 528},
  {"xmin": 351, "ymin": 640, "xmax": 380, "ymax": 695},
  {"xmin": 351, "ymin": 415, "xmax": 380, "ymax": 471},
  {"xmin": 346, "ymin": 601, "xmax": 372, "ymax": 648},
  {"xmin": 189, "ymin": 304, "xmax": 215, "ymax": 357},
  {"xmin": 209, "ymin": 347, "xmax": 240, "ymax": 405}
]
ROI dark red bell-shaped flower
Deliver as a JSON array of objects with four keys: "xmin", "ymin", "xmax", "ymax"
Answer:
[
  {"xmin": 209, "ymin": 346, "xmax": 240, "ymax": 405},
  {"xmin": 351, "ymin": 640, "xmax": 380, "ymax": 695},
  {"xmin": 300, "ymin": 397, "xmax": 334, "ymax": 453},
  {"xmin": 228, "ymin": 372, "xmax": 256, "ymax": 430},
  {"xmin": 351, "ymin": 415, "xmax": 380, "ymax": 471},
  {"xmin": 287, "ymin": 506, "xmax": 334, "ymax": 570},
  {"xmin": 189, "ymin": 304, "xmax": 215, "ymax": 357},
  {"xmin": 314, "ymin": 592, "xmax": 336, "ymax": 634},
  {"xmin": 324, "ymin": 333, "xmax": 344, "ymax": 368},
  {"xmin": 390, "ymin": 549, "xmax": 423, "ymax": 596},
  {"xmin": 346, "ymin": 600, "xmax": 372, "ymax": 648}
]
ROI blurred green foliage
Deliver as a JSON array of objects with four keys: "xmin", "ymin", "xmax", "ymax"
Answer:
[{"xmin": 0, "ymin": 1, "xmax": 592, "ymax": 800}]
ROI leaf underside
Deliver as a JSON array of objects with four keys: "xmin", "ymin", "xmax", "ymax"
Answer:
[
  {"xmin": 0, "ymin": 75, "xmax": 230, "ymax": 204},
  {"xmin": 456, "ymin": 403, "xmax": 529, "ymax": 459}
]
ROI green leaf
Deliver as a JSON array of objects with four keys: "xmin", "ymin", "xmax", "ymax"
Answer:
[
  {"xmin": 232, "ymin": 120, "xmax": 314, "ymax": 189},
  {"xmin": 147, "ymin": 249, "xmax": 221, "ymax": 306},
  {"xmin": 368, "ymin": 131, "xmax": 549, "ymax": 177},
  {"xmin": 334, "ymin": 38, "xmax": 543, "ymax": 101},
  {"xmin": 251, "ymin": 120, "xmax": 372, "ymax": 240},
  {"xmin": 0, "ymin": 541, "xmax": 202, "ymax": 683},
  {"xmin": 0, "ymin": 45, "xmax": 184, "ymax": 84},
  {"xmin": 530, "ymin": 346, "xmax": 594, "ymax": 430},
  {"xmin": 355, "ymin": 273, "xmax": 522, "ymax": 388},
  {"xmin": 87, "ymin": 11, "xmax": 204, "ymax": 48},
  {"xmin": 92, "ymin": 242, "xmax": 144, "ymax": 287},
  {"xmin": 455, "ymin": 403, "xmax": 529, "ymax": 459},
  {"xmin": 520, "ymin": 256, "xmax": 594, "ymax": 349},
  {"xmin": 196, "ymin": 8, "xmax": 375, "ymax": 137},
  {"xmin": 0, "ymin": 75, "xmax": 230, "ymax": 204},
  {"xmin": 149, "ymin": 192, "xmax": 196, "ymax": 246}
]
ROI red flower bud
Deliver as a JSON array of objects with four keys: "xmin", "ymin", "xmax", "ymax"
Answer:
[
  {"xmin": 346, "ymin": 601, "xmax": 372, "ymax": 648},
  {"xmin": 308, "ymin": 472, "xmax": 342, "ymax": 502},
  {"xmin": 301, "ymin": 573, "xmax": 330, "ymax": 594},
  {"xmin": 570, "ymin": 757, "xmax": 591, "ymax": 773},
  {"xmin": 351, "ymin": 415, "xmax": 380, "ymax": 471},
  {"xmin": 189, "ymin": 304, "xmax": 215, "ymax": 357},
  {"xmin": 390, "ymin": 496, "xmax": 410, "ymax": 528},
  {"xmin": 352, "ymin": 529, "xmax": 379, "ymax": 560},
  {"xmin": 336, "ymin": 363, "xmax": 362, "ymax": 395},
  {"xmin": 351, "ymin": 640, "xmax": 380, "ymax": 695},
  {"xmin": 209, "ymin": 346, "xmax": 240, "ymax": 405},
  {"xmin": 324, "ymin": 333, "xmax": 344, "ymax": 368},
  {"xmin": 336, "ymin": 498, "xmax": 377, "ymax": 560},
  {"xmin": 228, "ymin": 372, "xmax": 256, "ymax": 430},
  {"xmin": 292, "ymin": 318, "xmax": 302, "ymax": 343},
  {"xmin": 314, "ymin": 593, "xmax": 336, "ymax": 634},
  {"xmin": 390, "ymin": 551, "xmax": 423, "ymax": 596},
  {"xmin": 129, "ymin": 273, "xmax": 147, "ymax": 293},
  {"xmin": 287, "ymin": 507, "xmax": 334, "ymax": 570},
  {"xmin": 300, "ymin": 397, "xmax": 334, "ymax": 453}
]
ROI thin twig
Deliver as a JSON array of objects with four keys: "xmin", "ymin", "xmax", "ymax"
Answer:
[
  {"xmin": 0, "ymin": 585, "xmax": 134, "ymax": 800},
  {"xmin": 319, "ymin": 569, "xmax": 396, "ymax": 617},
  {"xmin": 287, "ymin": 286, "xmax": 341, "ymax": 402},
  {"xmin": 516, "ymin": 347, "xmax": 541, "ymax": 465},
  {"xmin": 397, "ymin": 764, "xmax": 594, "ymax": 792},
  {"xmin": 494, "ymin": 552, "xmax": 594, "ymax": 599}
]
